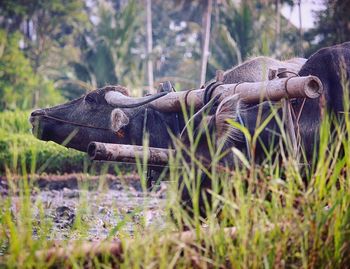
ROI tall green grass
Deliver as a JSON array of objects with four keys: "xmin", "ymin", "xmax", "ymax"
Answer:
[
  {"xmin": 0, "ymin": 94, "xmax": 349, "ymax": 268},
  {"xmin": 166, "ymin": 89, "xmax": 350, "ymax": 268}
]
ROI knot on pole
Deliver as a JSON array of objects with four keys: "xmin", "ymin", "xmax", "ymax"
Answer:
[{"xmin": 283, "ymin": 75, "xmax": 299, "ymax": 98}]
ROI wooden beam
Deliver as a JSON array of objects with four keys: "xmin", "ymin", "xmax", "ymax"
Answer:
[
  {"xmin": 88, "ymin": 142, "xmax": 174, "ymax": 166},
  {"xmin": 148, "ymin": 75, "xmax": 322, "ymax": 112}
]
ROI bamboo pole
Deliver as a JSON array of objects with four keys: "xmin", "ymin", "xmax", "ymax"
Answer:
[
  {"xmin": 36, "ymin": 227, "xmax": 237, "ymax": 263},
  {"xmin": 148, "ymin": 75, "xmax": 323, "ymax": 112},
  {"xmin": 37, "ymin": 240, "xmax": 123, "ymax": 263},
  {"xmin": 88, "ymin": 142, "xmax": 174, "ymax": 166}
]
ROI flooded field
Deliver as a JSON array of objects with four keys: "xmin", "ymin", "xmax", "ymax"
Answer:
[{"xmin": 0, "ymin": 174, "xmax": 167, "ymax": 241}]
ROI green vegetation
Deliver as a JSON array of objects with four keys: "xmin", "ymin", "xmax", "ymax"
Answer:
[
  {"xmin": 0, "ymin": 111, "xmax": 132, "ymax": 175},
  {"xmin": 0, "ymin": 110, "xmax": 86, "ymax": 174},
  {"xmin": 0, "ymin": 0, "xmax": 88, "ymax": 107},
  {"xmin": 1, "ymin": 0, "xmax": 346, "ymax": 108},
  {"xmin": 305, "ymin": 0, "xmax": 350, "ymax": 56},
  {"xmin": 0, "ymin": 0, "xmax": 349, "ymax": 268},
  {"xmin": 0, "ymin": 31, "xmax": 63, "ymax": 110}
]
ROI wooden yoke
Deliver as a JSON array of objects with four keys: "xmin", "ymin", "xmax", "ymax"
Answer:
[{"xmin": 148, "ymin": 75, "xmax": 323, "ymax": 112}]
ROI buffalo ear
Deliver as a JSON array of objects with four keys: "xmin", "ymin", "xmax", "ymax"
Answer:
[
  {"xmin": 215, "ymin": 95, "xmax": 241, "ymax": 143},
  {"xmin": 110, "ymin": 109, "xmax": 129, "ymax": 132}
]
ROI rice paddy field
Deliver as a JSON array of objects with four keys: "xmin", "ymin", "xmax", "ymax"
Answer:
[{"xmin": 0, "ymin": 109, "xmax": 349, "ymax": 269}]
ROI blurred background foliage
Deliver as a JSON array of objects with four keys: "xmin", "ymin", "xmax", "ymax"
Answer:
[{"xmin": 0, "ymin": 0, "xmax": 349, "ymax": 110}]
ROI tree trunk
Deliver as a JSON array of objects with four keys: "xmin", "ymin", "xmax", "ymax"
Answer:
[
  {"xmin": 199, "ymin": 0, "xmax": 213, "ymax": 87},
  {"xmin": 298, "ymin": 0, "xmax": 304, "ymax": 56},
  {"xmin": 275, "ymin": 0, "xmax": 280, "ymax": 56},
  {"xmin": 146, "ymin": 0, "xmax": 155, "ymax": 93}
]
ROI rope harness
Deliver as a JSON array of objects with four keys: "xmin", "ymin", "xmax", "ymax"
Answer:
[
  {"xmin": 278, "ymin": 71, "xmax": 306, "ymax": 160},
  {"xmin": 40, "ymin": 114, "xmax": 111, "ymax": 131}
]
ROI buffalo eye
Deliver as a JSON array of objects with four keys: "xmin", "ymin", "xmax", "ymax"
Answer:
[{"xmin": 85, "ymin": 94, "xmax": 96, "ymax": 104}]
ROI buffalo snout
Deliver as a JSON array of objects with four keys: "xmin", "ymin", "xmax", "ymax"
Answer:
[
  {"xmin": 29, "ymin": 109, "xmax": 46, "ymax": 125},
  {"xmin": 30, "ymin": 109, "xmax": 46, "ymax": 117}
]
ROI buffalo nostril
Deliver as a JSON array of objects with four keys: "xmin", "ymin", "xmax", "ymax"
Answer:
[{"xmin": 31, "ymin": 109, "xmax": 46, "ymax": 117}]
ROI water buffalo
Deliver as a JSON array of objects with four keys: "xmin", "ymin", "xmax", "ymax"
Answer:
[
  {"xmin": 179, "ymin": 42, "xmax": 350, "ymax": 217},
  {"xmin": 29, "ymin": 85, "xmax": 184, "ymax": 152},
  {"xmin": 220, "ymin": 56, "xmax": 306, "ymax": 84}
]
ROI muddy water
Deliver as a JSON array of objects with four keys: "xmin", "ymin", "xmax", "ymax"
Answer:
[{"xmin": 1, "ymin": 174, "xmax": 167, "ymax": 240}]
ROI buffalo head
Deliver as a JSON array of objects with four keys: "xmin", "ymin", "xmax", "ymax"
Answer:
[{"xmin": 29, "ymin": 85, "xmax": 178, "ymax": 152}]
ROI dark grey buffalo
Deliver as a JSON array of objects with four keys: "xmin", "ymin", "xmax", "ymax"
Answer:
[
  {"xmin": 30, "ymin": 85, "xmax": 183, "ymax": 152},
  {"xmin": 179, "ymin": 42, "xmax": 350, "ymax": 217}
]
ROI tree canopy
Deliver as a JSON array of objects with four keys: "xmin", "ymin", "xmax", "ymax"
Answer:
[{"xmin": 0, "ymin": 0, "xmax": 348, "ymax": 110}]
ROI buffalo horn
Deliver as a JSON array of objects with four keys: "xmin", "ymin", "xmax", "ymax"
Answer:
[{"xmin": 105, "ymin": 91, "xmax": 168, "ymax": 108}]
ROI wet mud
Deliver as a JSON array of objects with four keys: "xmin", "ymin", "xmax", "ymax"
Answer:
[{"xmin": 0, "ymin": 174, "xmax": 167, "ymax": 240}]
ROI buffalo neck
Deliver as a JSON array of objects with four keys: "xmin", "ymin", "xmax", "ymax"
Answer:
[{"xmin": 141, "ymin": 108, "xmax": 185, "ymax": 148}]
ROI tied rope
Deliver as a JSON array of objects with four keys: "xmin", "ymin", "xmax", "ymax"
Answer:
[
  {"xmin": 40, "ymin": 114, "xmax": 111, "ymax": 131},
  {"xmin": 184, "ymin": 89, "xmax": 195, "ymax": 108},
  {"xmin": 236, "ymin": 109, "xmax": 251, "ymax": 161},
  {"xmin": 283, "ymin": 76, "xmax": 296, "ymax": 98},
  {"xmin": 232, "ymin": 81, "xmax": 244, "ymax": 95},
  {"xmin": 203, "ymin": 81, "xmax": 223, "ymax": 105}
]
